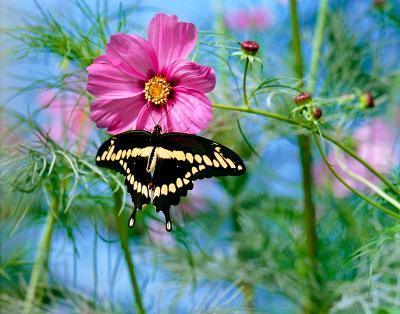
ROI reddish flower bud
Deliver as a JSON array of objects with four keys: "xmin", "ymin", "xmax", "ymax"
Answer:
[
  {"xmin": 294, "ymin": 92, "xmax": 312, "ymax": 105},
  {"xmin": 373, "ymin": 0, "xmax": 386, "ymax": 8},
  {"xmin": 240, "ymin": 41, "xmax": 259, "ymax": 55},
  {"xmin": 311, "ymin": 107, "xmax": 323, "ymax": 119},
  {"xmin": 360, "ymin": 92, "xmax": 375, "ymax": 108}
]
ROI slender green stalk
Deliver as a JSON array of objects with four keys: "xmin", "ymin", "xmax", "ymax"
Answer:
[
  {"xmin": 243, "ymin": 58, "xmax": 250, "ymax": 108},
  {"xmin": 308, "ymin": 0, "xmax": 328, "ymax": 93},
  {"xmin": 212, "ymin": 103, "xmax": 399, "ymax": 197},
  {"xmin": 23, "ymin": 206, "xmax": 56, "ymax": 314},
  {"xmin": 113, "ymin": 188, "xmax": 146, "ymax": 314},
  {"xmin": 290, "ymin": 0, "xmax": 304, "ymax": 81},
  {"xmin": 313, "ymin": 134, "xmax": 400, "ymax": 220},
  {"xmin": 334, "ymin": 150, "xmax": 400, "ymax": 210},
  {"xmin": 290, "ymin": 2, "xmax": 319, "ymax": 312}
]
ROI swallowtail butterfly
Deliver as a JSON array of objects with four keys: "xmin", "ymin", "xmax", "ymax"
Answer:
[{"xmin": 96, "ymin": 125, "xmax": 246, "ymax": 231}]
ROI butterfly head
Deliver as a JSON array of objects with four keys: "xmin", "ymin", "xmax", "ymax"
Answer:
[{"xmin": 153, "ymin": 125, "xmax": 162, "ymax": 136}]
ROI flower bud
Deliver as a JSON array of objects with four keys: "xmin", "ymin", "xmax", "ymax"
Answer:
[
  {"xmin": 311, "ymin": 107, "xmax": 323, "ymax": 120},
  {"xmin": 240, "ymin": 41, "xmax": 259, "ymax": 55},
  {"xmin": 294, "ymin": 92, "xmax": 312, "ymax": 105},
  {"xmin": 373, "ymin": 0, "xmax": 386, "ymax": 8},
  {"xmin": 360, "ymin": 92, "xmax": 374, "ymax": 108}
]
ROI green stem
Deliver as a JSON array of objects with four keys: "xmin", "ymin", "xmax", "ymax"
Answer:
[
  {"xmin": 113, "ymin": 188, "xmax": 146, "ymax": 314},
  {"xmin": 290, "ymin": 1, "xmax": 319, "ymax": 312},
  {"xmin": 290, "ymin": 0, "xmax": 304, "ymax": 81},
  {"xmin": 243, "ymin": 58, "xmax": 250, "ymax": 108},
  {"xmin": 213, "ymin": 103, "xmax": 399, "ymax": 197},
  {"xmin": 313, "ymin": 134, "xmax": 400, "ymax": 220},
  {"xmin": 333, "ymin": 149, "xmax": 400, "ymax": 210},
  {"xmin": 23, "ymin": 206, "xmax": 56, "ymax": 314},
  {"xmin": 308, "ymin": 0, "xmax": 328, "ymax": 93}
]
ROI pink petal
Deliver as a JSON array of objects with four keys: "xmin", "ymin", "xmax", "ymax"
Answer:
[
  {"xmin": 168, "ymin": 60, "xmax": 216, "ymax": 93},
  {"xmin": 167, "ymin": 87, "xmax": 212, "ymax": 134},
  {"xmin": 90, "ymin": 95, "xmax": 145, "ymax": 134},
  {"xmin": 106, "ymin": 34, "xmax": 158, "ymax": 80},
  {"xmin": 147, "ymin": 13, "xmax": 197, "ymax": 71},
  {"xmin": 87, "ymin": 56, "xmax": 143, "ymax": 99}
]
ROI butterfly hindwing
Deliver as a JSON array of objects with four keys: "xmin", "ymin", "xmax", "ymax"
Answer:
[
  {"xmin": 151, "ymin": 133, "xmax": 246, "ymax": 230},
  {"xmin": 95, "ymin": 131, "xmax": 153, "ymax": 226}
]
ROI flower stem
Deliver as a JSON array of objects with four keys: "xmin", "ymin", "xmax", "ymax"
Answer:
[
  {"xmin": 290, "ymin": 0, "xmax": 304, "ymax": 80},
  {"xmin": 290, "ymin": 1, "xmax": 320, "ymax": 312},
  {"xmin": 243, "ymin": 58, "xmax": 250, "ymax": 108},
  {"xmin": 308, "ymin": 0, "xmax": 328, "ymax": 93},
  {"xmin": 113, "ymin": 188, "xmax": 146, "ymax": 314},
  {"xmin": 313, "ymin": 134, "xmax": 400, "ymax": 220},
  {"xmin": 23, "ymin": 205, "xmax": 56, "ymax": 314},
  {"xmin": 334, "ymin": 149, "xmax": 400, "ymax": 210}
]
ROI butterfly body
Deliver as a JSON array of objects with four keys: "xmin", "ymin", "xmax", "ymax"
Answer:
[{"xmin": 96, "ymin": 125, "xmax": 245, "ymax": 231}]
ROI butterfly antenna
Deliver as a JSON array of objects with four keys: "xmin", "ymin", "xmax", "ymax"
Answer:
[
  {"xmin": 145, "ymin": 101, "xmax": 157, "ymax": 126},
  {"xmin": 157, "ymin": 101, "xmax": 176, "ymax": 126}
]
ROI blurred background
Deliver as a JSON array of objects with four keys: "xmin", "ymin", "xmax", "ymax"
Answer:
[{"xmin": 0, "ymin": 0, "xmax": 399, "ymax": 313}]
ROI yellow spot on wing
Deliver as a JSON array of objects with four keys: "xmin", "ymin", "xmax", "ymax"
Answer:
[
  {"xmin": 192, "ymin": 167, "xmax": 198, "ymax": 174},
  {"xmin": 238, "ymin": 165, "xmax": 243, "ymax": 171},
  {"xmin": 199, "ymin": 165, "xmax": 205, "ymax": 171},
  {"xmin": 116, "ymin": 150, "xmax": 122, "ymax": 160},
  {"xmin": 225, "ymin": 158, "xmax": 235, "ymax": 168},
  {"xmin": 140, "ymin": 146, "xmax": 153, "ymax": 157},
  {"xmin": 157, "ymin": 147, "xmax": 172, "ymax": 159},
  {"xmin": 130, "ymin": 175, "xmax": 135, "ymax": 184},
  {"xmin": 183, "ymin": 178, "xmax": 190, "ymax": 185},
  {"xmin": 106, "ymin": 145, "xmax": 115, "ymax": 160},
  {"xmin": 142, "ymin": 185, "xmax": 148, "ymax": 198},
  {"xmin": 122, "ymin": 150, "xmax": 126, "ymax": 159},
  {"xmin": 186, "ymin": 153, "xmax": 194, "ymax": 163},
  {"xmin": 101, "ymin": 150, "xmax": 107, "ymax": 160},
  {"xmin": 214, "ymin": 152, "xmax": 228, "ymax": 168},
  {"xmin": 161, "ymin": 184, "xmax": 168, "ymax": 195},
  {"xmin": 203, "ymin": 155, "xmax": 213, "ymax": 166},
  {"xmin": 154, "ymin": 186, "xmax": 161, "ymax": 197},
  {"xmin": 195, "ymin": 154, "xmax": 202, "ymax": 163},
  {"xmin": 213, "ymin": 160, "xmax": 220, "ymax": 167},
  {"xmin": 96, "ymin": 156, "xmax": 100, "ymax": 161},
  {"xmin": 137, "ymin": 182, "xmax": 142, "ymax": 192},
  {"xmin": 173, "ymin": 150, "xmax": 185, "ymax": 161},
  {"xmin": 169, "ymin": 183, "xmax": 176, "ymax": 193},
  {"xmin": 134, "ymin": 181, "xmax": 138, "ymax": 190},
  {"xmin": 176, "ymin": 178, "xmax": 183, "ymax": 188},
  {"xmin": 185, "ymin": 172, "xmax": 191, "ymax": 179}
]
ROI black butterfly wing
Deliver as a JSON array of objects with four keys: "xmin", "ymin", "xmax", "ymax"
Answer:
[
  {"xmin": 95, "ymin": 130, "xmax": 153, "ymax": 227},
  {"xmin": 152, "ymin": 133, "xmax": 246, "ymax": 231}
]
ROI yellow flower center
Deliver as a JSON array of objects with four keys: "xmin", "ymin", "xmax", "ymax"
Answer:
[{"xmin": 143, "ymin": 75, "xmax": 172, "ymax": 106}]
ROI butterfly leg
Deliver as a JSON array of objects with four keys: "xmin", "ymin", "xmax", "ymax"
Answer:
[{"xmin": 128, "ymin": 209, "xmax": 137, "ymax": 228}]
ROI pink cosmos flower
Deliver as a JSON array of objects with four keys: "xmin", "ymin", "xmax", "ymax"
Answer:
[
  {"xmin": 38, "ymin": 89, "xmax": 90, "ymax": 151},
  {"xmin": 224, "ymin": 7, "xmax": 271, "ymax": 31},
  {"xmin": 315, "ymin": 119, "xmax": 399, "ymax": 197},
  {"xmin": 87, "ymin": 13, "xmax": 216, "ymax": 135}
]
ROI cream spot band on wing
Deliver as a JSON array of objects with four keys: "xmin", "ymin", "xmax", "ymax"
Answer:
[
  {"xmin": 203, "ymin": 155, "xmax": 213, "ymax": 166},
  {"xmin": 169, "ymin": 183, "xmax": 176, "ymax": 193},
  {"xmin": 214, "ymin": 152, "xmax": 228, "ymax": 168}
]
